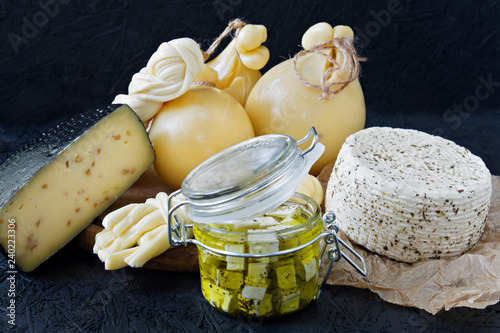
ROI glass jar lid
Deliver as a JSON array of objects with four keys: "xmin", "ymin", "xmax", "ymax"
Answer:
[{"xmin": 181, "ymin": 127, "xmax": 325, "ymax": 224}]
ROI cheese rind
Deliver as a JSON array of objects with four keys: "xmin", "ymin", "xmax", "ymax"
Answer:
[
  {"xmin": 326, "ymin": 127, "xmax": 492, "ymax": 262},
  {"xmin": 0, "ymin": 105, "xmax": 155, "ymax": 271}
]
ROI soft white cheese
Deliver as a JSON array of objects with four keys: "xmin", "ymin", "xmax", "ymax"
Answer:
[{"xmin": 326, "ymin": 127, "xmax": 492, "ymax": 263}]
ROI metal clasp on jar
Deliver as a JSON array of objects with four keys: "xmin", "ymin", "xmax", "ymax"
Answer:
[{"xmin": 316, "ymin": 212, "xmax": 367, "ymax": 299}]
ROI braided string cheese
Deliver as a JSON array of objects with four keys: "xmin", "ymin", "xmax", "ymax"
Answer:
[
  {"xmin": 113, "ymin": 38, "xmax": 204, "ymax": 123},
  {"xmin": 94, "ymin": 192, "xmax": 192, "ymax": 270}
]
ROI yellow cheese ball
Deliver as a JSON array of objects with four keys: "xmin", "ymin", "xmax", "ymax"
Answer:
[
  {"xmin": 149, "ymin": 86, "xmax": 255, "ymax": 189},
  {"xmin": 245, "ymin": 58, "xmax": 365, "ymax": 175}
]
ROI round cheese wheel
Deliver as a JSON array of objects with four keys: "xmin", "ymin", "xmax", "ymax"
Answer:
[{"xmin": 325, "ymin": 127, "xmax": 492, "ymax": 263}]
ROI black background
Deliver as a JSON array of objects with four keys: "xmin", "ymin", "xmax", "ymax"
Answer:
[
  {"xmin": 1, "ymin": 0, "xmax": 499, "ymax": 173},
  {"xmin": 0, "ymin": 0, "xmax": 499, "ymax": 332}
]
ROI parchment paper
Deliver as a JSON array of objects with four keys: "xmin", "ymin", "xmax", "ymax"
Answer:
[{"xmin": 317, "ymin": 162, "xmax": 500, "ymax": 314}]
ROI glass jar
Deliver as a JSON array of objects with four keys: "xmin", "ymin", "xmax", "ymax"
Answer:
[
  {"xmin": 167, "ymin": 128, "xmax": 366, "ymax": 318},
  {"xmin": 194, "ymin": 194, "xmax": 322, "ymax": 317}
]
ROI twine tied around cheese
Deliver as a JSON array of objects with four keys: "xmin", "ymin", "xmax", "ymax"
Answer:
[
  {"xmin": 202, "ymin": 18, "xmax": 247, "ymax": 61},
  {"xmin": 191, "ymin": 81, "xmax": 216, "ymax": 87},
  {"xmin": 192, "ymin": 18, "xmax": 252, "ymax": 88},
  {"xmin": 189, "ymin": 19, "xmax": 246, "ymax": 88},
  {"xmin": 292, "ymin": 38, "xmax": 361, "ymax": 100}
]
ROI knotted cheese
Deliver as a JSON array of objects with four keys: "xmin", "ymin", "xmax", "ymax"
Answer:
[{"xmin": 113, "ymin": 38, "xmax": 204, "ymax": 123}]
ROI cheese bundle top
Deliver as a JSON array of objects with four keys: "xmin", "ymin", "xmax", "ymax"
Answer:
[
  {"xmin": 326, "ymin": 127, "xmax": 492, "ymax": 263},
  {"xmin": 0, "ymin": 104, "xmax": 155, "ymax": 271}
]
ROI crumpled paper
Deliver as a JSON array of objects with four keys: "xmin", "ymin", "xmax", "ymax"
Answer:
[{"xmin": 318, "ymin": 162, "xmax": 500, "ymax": 314}]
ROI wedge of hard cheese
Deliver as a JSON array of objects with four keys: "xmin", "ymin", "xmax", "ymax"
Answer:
[
  {"xmin": 326, "ymin": 127, "xmax": 492, "ymax": 263},
  {"xmin": 0, "ymin": 104, "xmax": 155, "ymax": 271}
]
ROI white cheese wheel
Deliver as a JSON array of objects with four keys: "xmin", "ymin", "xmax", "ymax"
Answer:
[{"xmin": 325, "ymin": 127, "xmax": 492, "ymax": 263}]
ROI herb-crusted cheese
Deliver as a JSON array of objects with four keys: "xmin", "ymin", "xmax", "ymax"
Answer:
[{"xmin": 326, "ymin": 127, "xmax": 492, "ymax": 263}]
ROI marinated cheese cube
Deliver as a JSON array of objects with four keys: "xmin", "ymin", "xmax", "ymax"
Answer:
[
  {"xmin": 239, "ymin": 292, "xmax": 273, "ymax": 316},
  {"xmin": 228, "ymin": 220, "xmax": 260, "ymax": 231},
  {"xmin": 201, "ymin": 277, "xmax": 211, "ymax": 300},
  {"xmin": 225, "ymin": 244, "xmax": 246, "ymax": 271},
  {"xmin": 296, "ymin": 248, "xmax": 317, "ymax": 263},
  {"xmin": 199, "ymin": 257, "xmax": 217, "ymax": 282},
  {"xmin": 199, "ymin": 248, "xmax": 208, "ymax": 263},
  {"xmin": 280, "ymin": 214, "xmax": 307, "ymax": 227},
  {"xmin": 248, "ymin": 229, "xmax": 279, "ymax": 263},
  {"xmin": 241, "ymin": 285, "xmax": 267, "ymax": 301},
  {"xmin": 216, "ymin": 269, "xmax": 243, "ymax": 290},
  {"xmin": 279, "ymin": 287, "xmax": 301, "ymax": 314},
  {"xmin": 296, "ymin": 255, "xmax": 317, "ymax": 282},
  {"xmin": 253, "ymin": 293, "xmax": 273, "ymax": 316},
  {"xmin": 267, "ymin": 224, "xmax": 289, "ymax": 231},
  {"xmin": 266, "ymin": 224, "xmax": 300, "ymax": 250},
  {"xmin": 266, "ymin": 204, "xmax": 303, "ymax": 219},
  {"xmin": 276, "ymin": 264, "xmax": 297, "ymax": 289},
  {"xmin": 248, "ymin": 229, "xmax": 279, "ymax": 243},
  {"xmin": 247, "ymin": 262, "xmax": 269, "ymax": 283},
  {"xmin": 296, "ymin": 231, "xmax": 321, "ymax": 251},
  {"xmin": 198, "ymin": 247, "xmax": 217, "ymax": 264},
  {"xmin": 275, "ymin": 256, "xmax": 295, "ymax": 267},
  {"xmin": 208, "ymin": 283, "xmax": 236, "ymax": 313},
  {"xmin": 299, "ymin": 273, "xmax": 318, "ymax": 305},
  {"xmin": 199, "ymin": 249, "xmax": 224, "ymax": 284},
  {"xmin": 241, "ymin": 277, "xmax": 269, "ymax": 300},
  {"xmin": 278, "ymin": 235, "xmax": 299, "ymax": 251},
  {"xmin": 256, "ymin": 216, "xmax": 279, "ymax": 228}
]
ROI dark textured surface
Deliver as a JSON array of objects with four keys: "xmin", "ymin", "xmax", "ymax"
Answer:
[
  {"xmin": 2, "ymin": 243, "xmax": 500, "ymax": 333},
  {"xmin": 1, "ymin": 0, "xmax": 499, "ymax": 332},
  {"xmin": 3, "ymin": 180, "xmax": 499, "ymax": 332}
]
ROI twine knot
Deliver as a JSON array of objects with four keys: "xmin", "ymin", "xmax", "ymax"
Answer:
[
  {"xmin": 292, "ymin": 37, "xmax": 361, "ymax": 100},
  {"xmin": 203, "ymin": 18, "xmax": 247, "ymax": 61}
]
